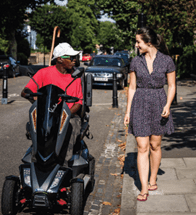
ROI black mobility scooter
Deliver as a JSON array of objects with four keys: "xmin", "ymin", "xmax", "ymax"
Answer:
[{"xmin": 1, "ymin": 68, "xmax": 94, "ymax": 215}]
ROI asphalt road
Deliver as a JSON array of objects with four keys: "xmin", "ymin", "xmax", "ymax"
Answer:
[{"xmin": 0, "ymin": 71, "xmax": 121, "ymax": 214}]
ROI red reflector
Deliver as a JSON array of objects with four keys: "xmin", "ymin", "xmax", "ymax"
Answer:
[
  {"xmin": 20, "ymin": 198, "xmax": 26, "ymax": 204},
  {"xmin": 60, "ymin": 188, "xmax": 66, "ymax": 192},
  {"xmin": 3, "ymin": 64, "xmax": 10, "ymax": 68},
  {"xmin": 57, "ymin": 199, "xmax": 67, "ymax": 206}
]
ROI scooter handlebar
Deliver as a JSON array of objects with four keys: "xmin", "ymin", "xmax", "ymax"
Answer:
[
  {"xmin": 25, "ymin": 92, "xmax": 43, "ymax": 98},
  {"xmin": 58, "ymin": 94, "xmax": 80, "ymax": 103}
]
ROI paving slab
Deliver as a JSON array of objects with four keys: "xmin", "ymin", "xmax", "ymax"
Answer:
[
  {"xmin": 185, "ymin": 194, "xmax": 196, "ymax": 212},
  {"xmin": 183, "ymin": 158, "xmax": 196, "ymax": 168},
  {"xmin": 157, "ymin": 179, "xmax": 196, "ymax": 195},
  {"xmin": 160, "ymin": 158, "xmax": 186, "ymax": 169},
  {"xmin": 157, "ymin": 167, "xmax": 177, "ymax": 181},
  {"xmin": 137, "ymin": 195, "xmax": 189, "ymax": 213},
  {"xmin": 176, "ymin": 169, "xmax": 196, "ymax": 180},
  {"xmin": 138, "ymin": 213, "xmax": 196, "ymax": 215}
]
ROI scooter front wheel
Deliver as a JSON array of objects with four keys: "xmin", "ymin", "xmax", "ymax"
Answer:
[
  {"xmin": 70, "ymin": 182, "xmax": 84, "ymax": 215},
  {"xmin": 1, "ymin": 179, "xmax": 19, "ymax": 215}
]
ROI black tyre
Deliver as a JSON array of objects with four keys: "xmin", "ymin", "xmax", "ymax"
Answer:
[
  {"xmin": 1, "ymin": 179, "xmax": 19, "ymax": 215},
  {"xmin": 124, "ymin": 73, "xmax": 128, "ymax": 87},
  {"xmin": 88, "ymin": 155, "xmax": 95, "ymax": 192},
  {"xmin": 119, "ymin": 79, "xmax": 124, "ymax": 90},
  {"xmin": 70, "ymin": 182, "xmax": 84, "ymax": 215},
  {"xmin": 8, "ymin": 68, "xmax": 14, "ymax": 78}
]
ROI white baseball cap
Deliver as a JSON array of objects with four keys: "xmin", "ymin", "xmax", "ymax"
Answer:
[{"xmin": 52, "ymin": 42, "xmax": 80, "ymax": 61}]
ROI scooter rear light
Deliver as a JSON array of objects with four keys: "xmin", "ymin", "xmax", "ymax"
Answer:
[
  {"xmin": 20, "ymin": 198, "xmax": 26, "ymax": 204},
  {"xmin": 59, "ymin": 110, "xmax": 67, "ymax": 134},
  {"xmin": 57, "ymin": 199, "xmax": 67, "ymax": 206},
  {"xmin": 60, "ymin": 187, "xmax": 66, "ymax": 192},
  {"xmin": 31, "ymin": 107, "xmax": 37, "ymax": 132}
]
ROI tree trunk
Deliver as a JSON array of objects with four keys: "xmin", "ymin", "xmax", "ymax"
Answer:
[{"xmin": 9, "ymin": 30, "xmax": 17, "ymax": 60}]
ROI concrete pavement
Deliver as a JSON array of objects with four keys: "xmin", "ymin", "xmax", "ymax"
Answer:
[{"xmin": 121, "ymin": 79, "xmax": 196, "ymax": 215}]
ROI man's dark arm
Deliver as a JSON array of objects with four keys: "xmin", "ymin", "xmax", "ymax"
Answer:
[
  {"xmin": 70, "ymin": 103, "xmax": 81, "ymax": 115},
  {"xmin": 21, "ymin": 88, "xmax": 36, "ymax": 104}
]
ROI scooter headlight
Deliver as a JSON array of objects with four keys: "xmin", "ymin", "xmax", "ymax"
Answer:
[
  {"xmin": 31, "ymin": 107, "xmax": 37, "ymax": 133},
  {"xmin": 59, "ymin": 110, "xmax": 67, "ymax": 134},
  {"xmin": 23, "ymin": 168, "xmax": 31, "ymax": 187},
  {"xmin": 49, "ymin": 170, "xmax": 65, "ymax": 190}
]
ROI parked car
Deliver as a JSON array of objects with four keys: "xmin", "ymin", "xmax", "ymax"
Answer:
[
  {"xmin": 0, "ymin": 55, "xmax": 20, "ymax": 78},
  {"xmin": 82, "ymin": 53, "xmax": 92, "ymax": 62},
  {"xmin": 114, "ymin": 51, "xmax": 130, "ymax": 72},
  {"xmin": 84, "ymin": 55, "xmax": 128, "ymax": 89}
]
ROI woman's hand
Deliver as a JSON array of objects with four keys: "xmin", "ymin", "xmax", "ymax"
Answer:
[
  {"xmin": 161, "ymin": 105, "xmax": 170, "ymax": 118},
  {"xmin": 124, "ymin": 113, "xmax": 130, "ymax": 126}
]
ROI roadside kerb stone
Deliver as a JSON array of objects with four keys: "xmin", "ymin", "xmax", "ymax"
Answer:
[
  {"xmin": 120, "ymin": 134, "xmax": 137, "ymax": 215},
  {"xmin": 84, "ymin": 92, "xmax": 127, "ymax": 214}
]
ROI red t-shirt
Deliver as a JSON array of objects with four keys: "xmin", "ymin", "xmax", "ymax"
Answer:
[{"xmin": 25, "ymin": 66, "xmax": 83, "ymax": 109}]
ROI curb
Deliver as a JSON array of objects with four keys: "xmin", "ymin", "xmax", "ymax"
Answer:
[{"xmin": 120, "ymin": 134, "xmax": 137, "ymax": 215}]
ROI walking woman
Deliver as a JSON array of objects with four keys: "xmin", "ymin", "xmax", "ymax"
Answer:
[{"xmin": 124, "ymin": 27, "xmax": 176, "ymax": 201}]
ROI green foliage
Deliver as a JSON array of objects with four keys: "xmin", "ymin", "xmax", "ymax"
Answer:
[
  {"xmin": 17, "ymin": 38, "xmax": 30, "ymax": 58},
  {"xmin": 97, "ymin": 0, "xmax": 196, "ymax": 77},
  {"xmin": 0, "ymin": 36, "xmax": 9, "ymax": 54},
  {"xmin": 29, "ymin": 1, "xmax": 99, "ymax": 53},
  {"xmin": 0, "ymin": 0, "xmax": 57, "ymax": 57},
  {"xmin": 97, "ymin": 0, "xmax": 140, "ymax": 49},
  {"xmin": 97, "ymin": 21, "xmax": 125, "ymax": 50},
  {"xmin": 17, "ymin": 53, "xmax": 28, "ymax": 65},
  {"xmin": 177, "ymin": 45, "xmax": 196, "ymax": 77}
]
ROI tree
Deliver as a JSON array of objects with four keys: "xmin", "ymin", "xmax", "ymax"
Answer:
[
  {"xmin": 97, "ymin": 0, "xmax": 196, "ymax": 76},
  {"xmin": 96, "ymin": 0, "xmax": 140, "ymax": 50},
  {"xmin": 0, "ymin": 0, "xmax": 57, "ymax": 58},
  {"xmin": 96, "ymin": 21, "xmax": 125, "ymax": 51},
  {"xmin": 66, "ymin": 0, "xmax": 100, "ymax": 52},
  {"xmin": 29, "ymin": 1, "xmax": 100, "ymax": 53}
]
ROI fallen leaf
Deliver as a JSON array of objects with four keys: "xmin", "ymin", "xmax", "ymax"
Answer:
[
  {"xmin": 117, "ymin": 139, "xmax": 123, "ymax": 143},
  {"xmin": 117, "ymin": 194, "xmax": 121, "ymax": 198},
  {"xmin": 110, "ymin": 173, "xmax": 119, "ymax": 176},
  {"xmin": 102, "ymin": 201, "xmax": 112, "ymax": 206},
  {"xmin": 121, "ymin": 174, "xmax": 124, "ymax": 179},
  {"xmin": 112, "ymin": 208, "xmax": 121, "ymax": 215}
]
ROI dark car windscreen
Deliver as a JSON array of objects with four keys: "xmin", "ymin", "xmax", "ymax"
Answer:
[{"xmin": 91, "ymin": 57, "xmax": 122, "ymax": 67}]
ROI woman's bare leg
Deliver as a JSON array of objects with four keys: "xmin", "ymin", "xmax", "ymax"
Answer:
[
  {"xmin": 136, "ymin": 136, "xmax": 150, "ymax": 200},
  {"xmin": 149, "ymin": 135, "xmax": 162, "ymax": 188}
]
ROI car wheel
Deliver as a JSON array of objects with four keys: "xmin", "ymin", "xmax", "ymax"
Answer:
[
  {"xmin": 8, "ymin": 68, "xmax": 14, "ymax": 78},
  {"xmin": 120, "ymin": 79, "xmax": 124, "ymax": 90},
  {"xmin": 124, "ymin": 73, "xmax": 128, "ymax": 87}
]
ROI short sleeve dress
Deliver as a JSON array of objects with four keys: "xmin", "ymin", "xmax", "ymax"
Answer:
[{"xmin": 128, "ymin": 51, "xmax": 175, "ymax": 137}]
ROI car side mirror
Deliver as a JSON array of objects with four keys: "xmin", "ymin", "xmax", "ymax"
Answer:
[{"xmin": 71, "ymin": 67, "xmax": 84, "ymax": 78}]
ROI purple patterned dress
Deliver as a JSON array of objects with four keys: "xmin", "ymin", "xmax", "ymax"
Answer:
[{"xmin": 128, "ymin": 51, "xmax": 175, "ymax": 137}]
